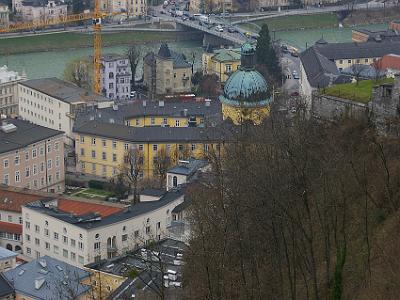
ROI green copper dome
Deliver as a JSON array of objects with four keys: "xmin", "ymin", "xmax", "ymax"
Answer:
[{"xmin": 219, "ymin": 43, "xmax": 271, "ymax": 108}]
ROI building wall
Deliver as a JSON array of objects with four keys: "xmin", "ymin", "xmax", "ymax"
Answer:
[
  {"xmin": 101, "ymin": 57, "xmax": 131, "ymax": 100},
  {"xmin": 125, "ymin": 114, "xmax": 204, "ymax": 127},
  {"xmin": 0, "ymin": 256, "xmax": 16, "ymax": 272},
  {"xmin": 82, "ymin": 270, "xmax": 126, "ymax": 299},
  {"xmin": 299, "ymin": 62, "xmax": 314, "ymax": 106},
  {"xmin": 334, "ymin": 56, "xmax": 380, "ymax": 71},
  {"xmin": 19, "ymin": 1, "xmax": 67, "ymax": 21},
  {"xmin": 0, "ymin": 67, "xmax": 23, "ymax": 117},
  {"xmin": 18, "ymin": 84, "xmax": 74, "ymax": 142},
  {"xmin": 222, "ymin": 103, "xmax": 269, "ymax": 125},
  {"xmin": 22, "ymin": 194, "xmax": 184, "ymax": 265},
  {"xmin": 0, "ymin": 210, "xmax": 22, "ymax": 252},
  {"xmin": 0, "ymin": 5, "xmax": 9, "ymax": 28},
  {"xmin": 75, "ymin": 134, "xmax": 219, "ymax": 179},
  {"xmin": 100, "ymin": 0, "xmax": 147, "ymax": 17},
  {"xmin": 0, "ymin": 134, "xmax": 65, "ymax": 193}
]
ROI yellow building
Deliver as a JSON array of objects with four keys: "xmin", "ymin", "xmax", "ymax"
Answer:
[
  {"xmin": 202, "ymin": 47, "xmax": 241, "ymax": 83},
  {"xmin": 143, "ymin": 44, "xmax": 193, "ymax": 97},
  {"xmin": 74, "ymin": 121, "xmax": 226, "ymax": 180},
  {"xmin": 219, "ymin": 43, "xmax": 272, "ymax": 125}
]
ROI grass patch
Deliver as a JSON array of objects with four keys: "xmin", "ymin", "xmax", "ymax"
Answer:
[
  {"xmin": 0, "ymin": 31, "xmax": 193, "ymax": 55},
  {"xmin": 243, "ymin": 13, "xmax": 338, "ymax": 32},
  {"xmin": 321, "ymin": 78, "xmax": 394, "ymax": 103},
  {"xmin": 72, "ymin": 187, "xmax": 114, "ymax": 200}
]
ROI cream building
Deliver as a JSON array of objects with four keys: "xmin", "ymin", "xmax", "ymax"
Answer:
[
  {"xmin": 0, "ymin": 66, "xmax": 25, "ymax": 117},
  {"xmin": 18, "ymin": 78, "xmax": 113, "ymax": 145},
  {"xmin": 202, "ymin": 47, "xmax": 241, "ymax": 83},
  {"xmin": 101, "ymin": 0, "xmax": 147, "ymax": 17},
  {"xmin": 143, "ymin": 44, "xmax": 192, "ymax": 97},
  {"xmin": 0, "ymin": 5, "xmax": 9, "ymax": 28},
  {"xmin": 0, "ymin": 119, "xmax": 65, "ymax": 193},
  {"xmin": 16, "ymin": 0, "xmax": 67, "ymax": 21},
  {"xmin": 22, "ymin": 187, "xmax": 185, "ymax": 266}
]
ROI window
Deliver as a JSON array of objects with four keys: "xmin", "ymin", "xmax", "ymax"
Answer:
[
  {"xmin": 365, "ymin": 58, "xmax": 369, "ymax": 63},
  {"xmin": 139, "ymin": 144, "xmax": 143, "ymax": 151},
  {"xmin": 102, "ymin": 139, "xmax": 107, "ymax": 147},
  {"xmin": 34, "ymin": 225, "xmax": 40, "ymax": 233},
  {"xmin": 92, "ymin": 138, "xmax": 96, "ymax": 145},
  {"xmin": 156, "ymin": 222, "xmax": 161, "ymax": 229},
  {"xmin": 44, "ymin": 228, "xmax": 49, "ymax": 236},
  {"xmin": 226, "ymin": 64, "xmax": 232, "ymax": 72},
  {"xmin": 71, "ymin": 252, "xmax": 76, "ymax": 261},
  {"xmin": 47, "ymin": 143, "xmax": 51, "ymax": 153},
  {"xmin": 94, "ymin": 242, "xmax": 100, "ymax": 250},
  {"xmin": 25, "ymin": 234, "xmax": 31, "ymax": 242},
  {"xmin": 134, "ymin": 230, "xmax": 139, "ymax": 238},
  {"xmin": 15, "ymin": 156, "xmax": 20, "ymax": 165},
  {"xmin": 54, "ymin": 245, "xmax": 59, "ymax": 254},
  {"xmin": 54, "ymin": 232, "xmax": 59, "ymax": 240},
  {"xmin": 191, "ymin": 144, "xmax": 196, "ymax": 151},
  {"xmin": 8, "ymin": 215, "xmax": 12, "ymax": 222},
  {"xmin": 33, "ymin": 164, "xmax": 37, "ymax": 175},
  {"xmin": 63, "ymin": 236, "xmax": 68, "ymax": 244},
  {"xmin": 339, "ymin": 59, "xmax": 343, "ymax": 64},
  {"xmin": 25, "ymin": 152, "xmax": 29, "ymax": 161},
  {"xmin": 25, "ymin": 221, "xmax": 30, "ymax": 229},
  {"xmin": 40, "ymin": 147, "xmax": 44, "ymax": 156},
  {"xmin": 122, "ymin": 234, "xmax": 128, "ymax": 241},
  {"xmin": 153, "ymin": 144, "xmax": 158, "ymax": 151},
  {"xmin": 26, "ymin": 247, "xmax": 31, "ymax": 254},
  {"xmin": 78, "ymin": 256, "xmax": 84, "ymax": 264},
  {"xmin": 55, "ymin": 156, "xmax": 60, "ymax": 167},
  {"xmin": 112, "ymin": 154, "xmax": 117, "ymax": 162},
  {"xmin": 151, "ymin": 117, "xmax": 155, "ymax": 125},
  {"xmin": 40, "ymin": 162, "xmax": 44, "ymax": 172},
  {"xmin": 80, "ymin": 136, "xmax": 85, "ymax": 143},
  {"xmin": 78, "ymin": 241, "xmax": 84, "ymax": 250},
  {"xmin": 47, "ymin": 159, "xmax": 52, "ymax": 169},
  {"xmin": 348, "ymin": 59, "xmax": 351, "ymax": 64},
  {"xmin": 3, "ymin": 174, "xmax": 8, "ymax": 185},
  {"xmin": 71, "ymin": 239, "xmax": 76, "ymax": 247},
  {"xmin": 102, "ymin": 152, "xmax": 107, "ymax": 160},
  {"xmin": 55, "ymin": 142, "xmax": 59, "ymax": 151},
  {"xmin": 63, "ymin": 249, "xmax": 68, "ymax": 258},
  {"xmin": 32, "ymin": 149, "xmax": 37, "ymax": 158},
  {"xmin": 146, "ymin": 226, "xmax": 151, "ymax": 234},
  {"xmin": 80, "ymin": 148, "xmax": 85, "ymax": 156},
  {"xmin": 25, "ymin": 167, "xmax": 30, "ymax": 177},
  {"xmin": 3, "ymin": 159, "xmax": 8, "ymax": 168},
  {"xmin": 112, "ymin": 141, "xmax": 117, "ymax": 149},
  {"xmin": 178, "ymin": 144, "xmax": 183, "ymax": 151},
  {"xmin": 92, "ymin": 150, "xmax": 96, "ymax": 158},
  {"xmin": 175, "ymin": 119, "xmax": 180, "ymax": 127},
  {"xmin": 35, "ymin": 238, "xmax": 40, "ymax": 245},
  {"xmin": 124, "ymin": 143, "xmax": 129, "ymax": 150},
  {"xmin": 45, "ymin": 242, "xmax": 50, "ymax": 250},
  {"xmin": 163, "ymin": 118, "xmax": 168, "ymax": 125}
]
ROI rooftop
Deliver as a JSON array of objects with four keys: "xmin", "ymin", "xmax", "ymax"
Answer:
[
  {"xmin": 20, "ymin": 78, "xmax": 111, "ymax": 105},
  {"xmin": 4, "ymin": 256, "xmax": 90, "ymax": 299},
  {"xmin": 0, "ymin": 221, "xmax": 22, "ymax": 235},
  {"xmin": 0, "ymin": 186, "xmax": 50, "ymax": 213},
  {"xmin": 211, "ymin": 48, "xmax": 241, "ymax": 62},
  {"xmin": 168, "ymin": 159, "xmax": 207, "ymax": 176},
  {"xmin": 0, "ymin": 246, "xmax": 17, "ymax": 260},
  {"xmin": 73, "ymin": 120, "xmax": 233, "ymax": 144},
  {"xmin": 25, "ymin": 187, "xmax": 185, "ymax": 229},
  {"xmin": 373, "ymin": 54, "xmax": 400, "ymax": 70},
  {"xmin": 101, "ymin": 53, "xmax": 128, "ymax": 62},
  {"xmin": 0, "ymin": 274, "xmax": 13, "ymax": 298},
  {"xmin": 0, "ymin": 118, "xmax": 63, "ymax": 154},
  {"xmin": 156, "ymin": 44, "xmax": 191, "ymax": 69},
  {"xmin": 57, "ymin": 198, "xmax": 123, "ymax": 218}
]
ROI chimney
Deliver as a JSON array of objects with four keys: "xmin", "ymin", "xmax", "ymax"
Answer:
[
  {"xmin": 159, "ymin": 100, "xmax": 165, "ymax": 107},
  {"xmin": 143, "ymin": 100, "xmax": 147, "ymax": 107}
]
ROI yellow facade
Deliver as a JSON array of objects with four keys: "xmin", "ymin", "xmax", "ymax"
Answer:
[
  {"xmin": 335, "ymin": 57, "xmax": 380, "ymax": 71},
  {"xmin": 202, "ymin": 50, "xmax": 241, "ymax": 83},
  {"xmin": 125, "ymin": 115, "xmax": 204, "ymax": 127},
  {"xmin": 76, "ymin": 134, "xmax": 221, "ymax": 180},
  {"xmin": 222, "ymin": 103, "xmax": 270, "ymax": 125}
]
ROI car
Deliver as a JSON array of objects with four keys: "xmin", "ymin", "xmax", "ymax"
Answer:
[
  {"xmin": 181, "ymin": 16, "xmax": 188, "ymax": 21},
  {"xmin": 293, "ymin": 74, "xmax": 299, "ymax": 80},
  {"xmin": 227, "ymin": 27, "xmax": 236, "ymax": 33},
  {"xmin": 215, "ymin": 25, "xmax": 223, "ymax": 32},
  {"xmin": 244, "ymin": 32, "xmax": 251, "ymax": 38}
]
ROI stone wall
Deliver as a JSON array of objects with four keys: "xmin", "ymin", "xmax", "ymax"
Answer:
[{"xmin": 311, "ymin": 94, "xmax": 369, "ymax": 122}]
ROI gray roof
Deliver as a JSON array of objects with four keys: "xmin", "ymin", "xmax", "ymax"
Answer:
[
  {"xmin": 353, "ymin": 29, "xmax": 400, "ymax": 42},
  {"xmin": 300, "ymin": 47, "xmax": 339, "ymax": 88},
  {"xmin": 74, "ymin": 99, "xmax": 223, "ymax": 127},
  {"xmin": 140, "ymin": 188, "xmax": 166, "ymax": 197},
  {"xmin": 0, "ymin": 274, "xmax": 13, "ymax": 298},
  {"xmin": 101, "ymin": 53, "xmax": 127, "ymax": 62},
  {"xmin": 0, "ymin": 246, "xmax": 17, "ymax": 260},
  {"xmin": 0, "ymin": 119, "xmax": 63, "ymax": 154},
  {"xmin": 168, "ymin": 159, "xmax": 207, "ymax": 176},
  {"xmin": 21, "ymin": 0, "xmax": 64, "ymax": 7},
  {"xmin": 20, "ymin": 78, "xmax": 111, "ymax": 104},
  {"xmin": 341, "ymin": 64, "xmax": 384, "ymax": 79},
  {"xmin": 171, "ymin": 198, "xmax": 191, "ymax": 213},
  {"xmin": 156, "ymin": 44, "xmax": 191, "ymax": 69},
  {"xmin": 313, "ymin": 40, "xmax": 400, "ymax": 60},
  {"xmin": 73, "ymin": 120, "xmax": 232, "ymax": 144},
  {"xmin": 4, "ymin": 256, "xmax": 90, "ymax": 300},
  {"xmin": 25, "ymin": 188, "xmax": 185, "ymax": 229}
]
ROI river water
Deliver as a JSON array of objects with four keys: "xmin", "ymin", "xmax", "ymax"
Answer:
[{"xmin": 0, "ymin": 23, "xmax": 388, "ymax": 79}]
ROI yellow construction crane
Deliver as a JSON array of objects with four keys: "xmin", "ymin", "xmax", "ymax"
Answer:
[{"xmin": 0, "ymin": 4, "xmax": 121, "ymax": 94}]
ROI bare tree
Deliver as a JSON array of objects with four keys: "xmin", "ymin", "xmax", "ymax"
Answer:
[
  {"xmin": 127, "ymin": 45, "xmax": 142, "ymax": 91},
  {"xmin": 119, "ymin": 148, "xmax": 144, "ymax": 204},
  {"xmin": 154, "ymin": 148, "xmax": 171, "ymax": 188},
  {"xmin": 63, "ymin": 58, "xmax": 92, "ymax": 89}
]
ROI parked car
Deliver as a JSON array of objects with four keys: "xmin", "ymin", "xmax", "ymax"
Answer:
[
  {"xmin": 227, "ymin": 27, "xmax": 236, "ymax": 33},
  {"xmin": 181, "ymin": 16, "xmax": 188, "ymax": 21},
  {"xmin": 215, "ymin": 25, "xmax": 223, "ymax": 32},
  {"xmin": 293, "ymin": 74, "xmax": 300, "ymax": 80}
]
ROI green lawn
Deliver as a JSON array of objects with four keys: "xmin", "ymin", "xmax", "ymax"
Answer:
[
  {"xmin": 241, "ymin": 13, "xmax": 338, "ymax": 32},
  {"xmin": 321, "ymin": 78, "xmax": 394, "ymax": 103},
  {"xmin": 0, "ymin": 31, "xmax": 190, "ymax": 55}
]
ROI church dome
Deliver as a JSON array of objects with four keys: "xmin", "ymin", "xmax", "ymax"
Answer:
[{"xmin": 219, "ymin": 43, "xmax": 271, "ymax": 108}]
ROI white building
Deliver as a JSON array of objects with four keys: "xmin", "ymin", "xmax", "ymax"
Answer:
[
  {"xmin": 14, "ymin": 0, "xmax": 67, "ymax": 21},
  {"xmin": 101, "ymin": 54, "xmax": 131, "ymax": 101},
  {"xmin": 22, "ymin": 187, "xmax": 185, "ymax": 266},
  {"xmin": 0, "ymin": 5, "xmax": 9, "ymax": 28},
  {"xmin": 0, "ymin": 65, "xmax": 25, "ymax": 117},
  {"xmin": 18, "ymin": 78, "xmax": 113, "ymax": 145},
  {"xmin": 101, "ymin": 0, "xmax": 147, "ymax": 18}
]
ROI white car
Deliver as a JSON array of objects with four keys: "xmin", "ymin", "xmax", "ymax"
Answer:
[{"xmin": 215, "ymin": 25, "xmax": 223, "ymax": 32}]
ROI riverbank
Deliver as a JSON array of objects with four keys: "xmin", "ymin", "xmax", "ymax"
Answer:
[
  {"xmin": 343, "ymin": 6, "xmax": 400, "ymax": 26},
  {"xmin": 0, "ymin": 30, "xmax": 203, "ymax": 55}
]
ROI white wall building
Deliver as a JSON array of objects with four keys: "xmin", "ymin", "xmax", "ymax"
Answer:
[
  {"xmin": 101, "ymin": 0, "xmax": 147, "ymax": 17},
  {"xmin": 18, "ymin": 78, "xmax": 113, "ymax": 145},
  {"xmin": 22, "ymin": 188, "xmax": 185, "ymax": 266},
  {"xmin": 0, "ymin": 65, "xmax": 25, "ymax": 117},
  {"xmin": 14, "ymin": 0, "xmax": 67, "ymax": 21},
  {"xmin": 101, "ymin": 54, "xmax": 131, "ymax": 100}
]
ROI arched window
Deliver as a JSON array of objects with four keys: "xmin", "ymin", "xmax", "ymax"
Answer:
[
  {"xmin": 15, "ymin": 245, "xmax": 22, "ymax": 252},
  {"xmin": 173, "ymin": 176, "xmax": 178, "ymax": 187},
  {"xmin": 6, "ymin": 244, "xmax": 12, "ymax": 251}
]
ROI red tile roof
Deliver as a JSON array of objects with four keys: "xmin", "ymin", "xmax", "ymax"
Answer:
[
  {"xmin": 0, "ymin": 189, "xmax": 46, "ymax": 213},
  {"xmin": 0, "ymin": 221, "xmax": 22, "ymax": 234},
  {"xmin": 373, "ymin": 54, "xmax": 400, "ymax": 70},
  {"xmin": 58, "ymin": 199, "xmax": 122, "ymax": 218}
]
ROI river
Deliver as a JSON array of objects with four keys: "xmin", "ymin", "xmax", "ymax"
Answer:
[{"xmin": 0, "ymin": 22, "xmax": 389, "ymax": 79}]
